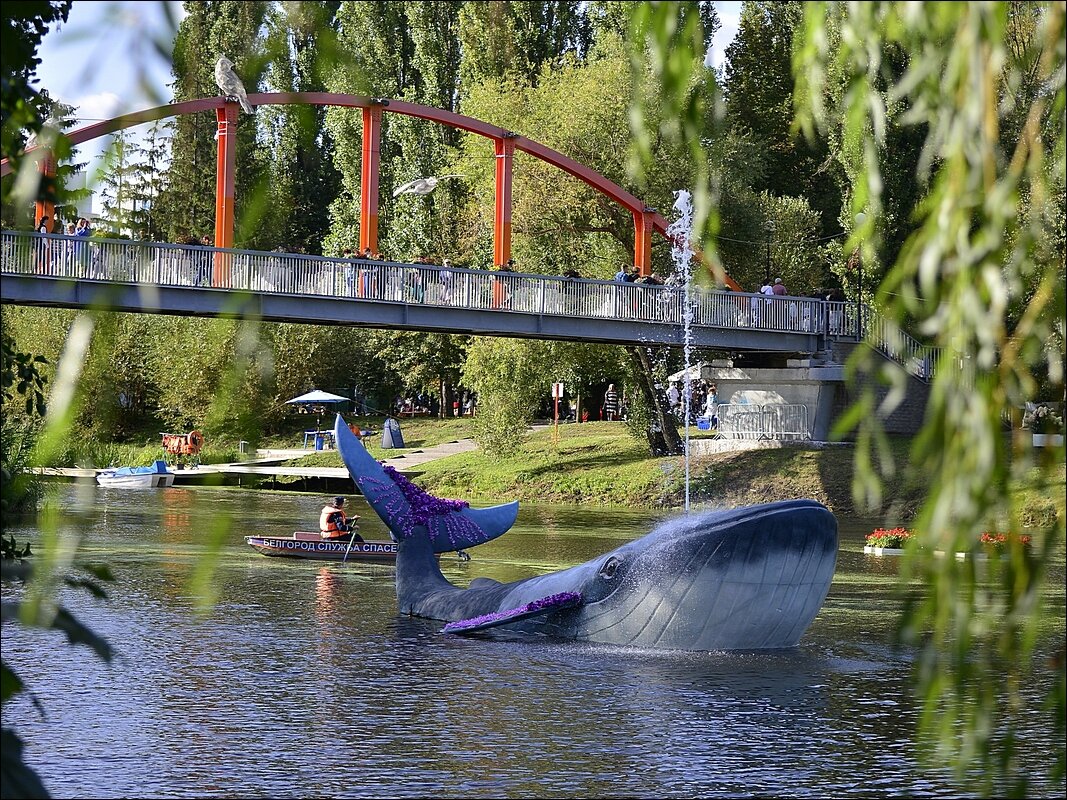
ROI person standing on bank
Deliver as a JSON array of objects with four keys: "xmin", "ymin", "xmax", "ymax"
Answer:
[
  {"xmin": 603, "ymin": 383, "xmax": 620, "ymax": 421},
  {"xmin": 319, "ymin": 496, "xmax": 363, "ymax": 542}
]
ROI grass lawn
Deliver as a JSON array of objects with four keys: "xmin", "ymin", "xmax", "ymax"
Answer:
[
  {"xmin": 69, "ymin": 414, "xmax": 1064, "ymax": 522},
  {"xmin": 414, "ymin": 422, "xmax": 672, "ymax": 507}
]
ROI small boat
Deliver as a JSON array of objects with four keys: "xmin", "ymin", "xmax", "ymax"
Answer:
[
  {"xmin": 245, "ymin": 531, "xmax": 401, "ymax": 562},
  {"xmin": 97, "ymin": 460, "xmax": 176, "ymax": 488}
]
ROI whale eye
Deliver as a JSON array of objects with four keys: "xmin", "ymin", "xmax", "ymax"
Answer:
[{"xmin": 599, "ymin": 556, "xmax": 621, "ymax": 580}]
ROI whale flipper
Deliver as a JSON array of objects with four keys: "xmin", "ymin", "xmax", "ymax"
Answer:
[
  {"xmin": 442, "ymin": 592, "xmax": 583, "ymax": 635},
  {"xmin": 334, "ymin": 414, "xmax": 517, "ymax": 552}
]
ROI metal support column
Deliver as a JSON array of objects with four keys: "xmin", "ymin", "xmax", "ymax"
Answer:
[
  {"xmin": 633, "ymin": 209, "xmax": 654, "ymax": 276},
  {"xmin": 34, "ymin": 148, "xmax": 57, "ymax": 231},
  {"xmin": 360, "ymin": 104, "xmax": 383, "ymax": 255},
  {"xmin": 214, "ymin": 102, "xmax": 239, "ymax": 286},
  {"xmin": 494, "ymin": 135, "xmax": 515, "ymax": 268}
]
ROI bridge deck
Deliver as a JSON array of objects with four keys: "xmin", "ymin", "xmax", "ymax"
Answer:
[{"xmin": 2, "ymin": 230, "xmax": 861, "ymax": 351}]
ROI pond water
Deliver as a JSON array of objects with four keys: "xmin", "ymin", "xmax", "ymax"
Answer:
[{"xmin": 2, "ymin": 485, "xmax": 1063, "ymax": 798}]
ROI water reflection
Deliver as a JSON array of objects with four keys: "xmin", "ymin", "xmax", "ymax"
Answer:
[{"xmin": 1, "ymin": 485, "xmax": 1062, "ymax": 799}]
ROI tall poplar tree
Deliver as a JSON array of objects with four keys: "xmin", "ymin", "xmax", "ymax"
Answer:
[
  {"xmin": 457, "ymin": 1, "xmax": 591, "ymax": 91},
  {"xmin": 157, "ymin": 0, "xmax": 268, "ymax": 243},
  {"xmin": 95, "ymin": 131, "xmax": 137, "ymax": 237},
  {"xmin": 253, "ymin": 1, "xmax": 342, "ymax": 254},
  {"xmin": 723, "ymin": 1, "xmax": 843, "ymax": 240},
  {"xmin": 323, "ymin": 0, "xmax": 417, "ymax": 255}
]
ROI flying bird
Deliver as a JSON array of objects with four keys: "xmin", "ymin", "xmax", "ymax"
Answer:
[
  {"xmin": 392, "ymin": 174, "xmax": 464, "ymax": 198},
  {"xmin": 214, "ymin": 55, "xmax": 253, "ymax": 114}
]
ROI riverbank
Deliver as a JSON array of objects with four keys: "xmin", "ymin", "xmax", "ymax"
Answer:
[
  {"xmin": 411, "ymin": 422, "xmax": 903, "ymax": 514},
  {"xmin": 404, "ymin": 423, "xmax": 1062, "ymax": 523},
  {"xmin": 42, "ymin": 418, "xmax": 1063, "ymax": 523}
]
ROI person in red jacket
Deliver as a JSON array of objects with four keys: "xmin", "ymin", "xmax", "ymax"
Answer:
[{"xmin": 319, "ymin": 496, "xmax": 362, "ymax": 542}]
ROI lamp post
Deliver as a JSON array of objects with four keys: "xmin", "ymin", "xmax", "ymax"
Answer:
[
  {"xmin": 765, "ymin": 220, "xmax": 776, "ymax": 285},
  {"xmin": 854, "ymin": 212, "xmax": 866, "ymax": 335}
]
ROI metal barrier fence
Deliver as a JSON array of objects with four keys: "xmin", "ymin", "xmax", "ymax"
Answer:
[
  {"xmin": 715, "ymin": 403, "xmax": 811, "ymax": 440},
  {"xmin": 2, "ymin": 230, "xmax": 859, "ymax": 340}
]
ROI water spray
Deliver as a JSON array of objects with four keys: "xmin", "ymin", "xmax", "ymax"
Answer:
[{"xmin": 666, "ymin": 190, "xmax": 695, "ymax": 513}]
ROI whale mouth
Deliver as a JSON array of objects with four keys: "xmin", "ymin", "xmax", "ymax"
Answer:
[{"xmin": 571, "ymin": 501, "xmax": 838, "ymax": 651}]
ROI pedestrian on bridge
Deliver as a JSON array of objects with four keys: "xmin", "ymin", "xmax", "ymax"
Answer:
[
  {"xmin": 35, "ymin": 216, "xmax": 52, "ymax": 274},
  {"xmin": 492, "ymin": 262, "xmax": 513, "ymax": 309},
  {"xmin": 195, "ymin": 234, "xmax": 213, "ymax": 287},
  {"xmin": 439, "ymin": 259, "xmax": 454, "ymax": 303},
  {"xmin": 74, "ymin": 217, "xmax": 91, "ymax": 273}
]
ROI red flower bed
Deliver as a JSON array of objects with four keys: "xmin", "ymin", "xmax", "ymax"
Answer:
[
  {"xmin": 980, "ymin": 532, "xmax": 1033, "ymax": 549},
  {"xmin": 865, "ymin": 527, "xmax": 913, "ymax": 548}
]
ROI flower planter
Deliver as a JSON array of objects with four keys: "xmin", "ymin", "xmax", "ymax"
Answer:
[
  {"xmin": 1032, "ymin": 433, "xmax": 1064, "ymax": 447},
  {"xmin": 863, "ymin": 545, "xmax": 905, "ymax": 556},
  {"xmin": 864, "ymin": 546, "xmax": 987, "ymax": 559}
]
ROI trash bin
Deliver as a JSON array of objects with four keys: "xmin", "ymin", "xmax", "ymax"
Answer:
[
  {"xmin": 315, "ymin": 434, "xmax": 325, "ymax": 451},
  {"xmin": 381, "ymin": 417, "xmax": 405, "ymax": 449}
]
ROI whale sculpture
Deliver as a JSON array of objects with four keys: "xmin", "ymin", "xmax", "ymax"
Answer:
[{"xmin": 333, "ymin": 415, "xmax": 839, "ymax": 650}]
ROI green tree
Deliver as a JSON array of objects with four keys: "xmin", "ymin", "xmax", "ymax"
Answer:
[
  {"xmin": 587, "ymin": 0, "xmax": 718, "ymax": 54},
  {"xmin": 722, "ymin": 1, "xmax": 844, "ymax": 245},
  {"xmin": 157, "ymin": 1, "xmax": 268, "ymax": 243},
  {"xmin": 802, "ymin": 7, "xmax": 926, "ymax": 299},
  {"xmin": 126, "ymin": 121, "xmax": 172, "ymax": 241},
  {"xmin": 323, "ymin": 0, "xmax": 417, "ymax": 257},
  {"xmin": 793, "ymin": 2, "xmax": 1065, "ymax": 795},
  {"xmin": 94, "ymin": 130, "xmax": 138, "ymax": 237},
  {"xmin": 323, "ymin": 1, "xmax": 468, "ymax": 262},
  {"xmin": 253, "ymin": 1, "xmax": 342, "ymax": 254},
  {"xmin": 457, "ymin": 1, "xmax": 590, "ymax": 91},
  {"xmin": 0, "ymin": 0, "xmax": 71, "ymax": 224},
  {"xmin": 370, "ymin": 330, "xmax": 469, "ymax": 418},
  {"xmin": 462, "ymin": 334, "xmax": 635, "ymax": 454},
  {"xmin": 455, "ymin": 29, "xmax": 721, "ymax": 453}
]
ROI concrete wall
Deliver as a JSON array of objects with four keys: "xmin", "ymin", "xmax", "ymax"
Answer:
[
  {"xmin": 701, "ymin": 348, "xmax": 931, "ymax": 441},
  {"xmin": 828, "ymin": 343, "xmax": 931, "ymax": 436},
  {"xmin": 701, "ymin": 362, "xmax": 843, "ymax": 441}
]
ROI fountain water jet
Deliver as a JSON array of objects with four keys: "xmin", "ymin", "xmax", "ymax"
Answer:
[{"xmin": 666, "ymin": 189, "xmax": 695, "ymax": 512}]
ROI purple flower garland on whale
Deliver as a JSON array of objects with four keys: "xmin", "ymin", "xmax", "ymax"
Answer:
[{"xmin": 358, "ymin": 465, "xmax": 489, "ymax": 549}]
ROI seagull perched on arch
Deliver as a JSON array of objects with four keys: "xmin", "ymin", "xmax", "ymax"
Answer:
[
  {"xmin": 392, "ymin": 174, "xmax": 464, "ymax": 198},
  {"xmin": 214, "ymin": 55, "xmax": 253, "ymax": 114}
]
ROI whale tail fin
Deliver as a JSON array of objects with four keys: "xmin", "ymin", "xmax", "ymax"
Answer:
[{"xmin": 334, "ymin": 414, "xmax": 518, "ymax": 553}]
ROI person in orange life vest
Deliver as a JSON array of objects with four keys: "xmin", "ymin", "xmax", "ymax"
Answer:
[{"xmin": 319, "ymin": 496, "xmax": 363, "ymax": 542}]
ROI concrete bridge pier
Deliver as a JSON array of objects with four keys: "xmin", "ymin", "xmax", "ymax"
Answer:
[{"xmin": 701, "ymin": 352, "xmax": 931, "ymax": 442}]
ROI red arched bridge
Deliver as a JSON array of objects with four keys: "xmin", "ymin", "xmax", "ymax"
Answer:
[
  {"xmin": 1, "ymin": 92, "xmax": 739, "ymax": 288},
  {"xmin": 1, "ymin": 95, "xmax": 934, "ymax": 374}
]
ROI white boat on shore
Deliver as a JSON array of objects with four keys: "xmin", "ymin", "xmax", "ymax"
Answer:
[{"xmin": 96, "ymin": 460, "xmax": 176, "ymax": 488}]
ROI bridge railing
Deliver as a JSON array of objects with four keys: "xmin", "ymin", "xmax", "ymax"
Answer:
[
  {"xmin": 863, "ymin": 309, "xmax": 938, "ymax": 382},
  {"xmin": 3, "ymin": 230, "xmax": 858, "ymax": 341}
]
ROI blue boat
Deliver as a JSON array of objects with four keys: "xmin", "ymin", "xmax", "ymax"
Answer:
[{"xmin": 96, "ymin": 459, "xmax": 176, "ymax": 488}]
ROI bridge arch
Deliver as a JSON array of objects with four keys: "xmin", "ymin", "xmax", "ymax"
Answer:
[{"xmin": 2, "ymin": 92, "xmax": 738, "ymax": 288}]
